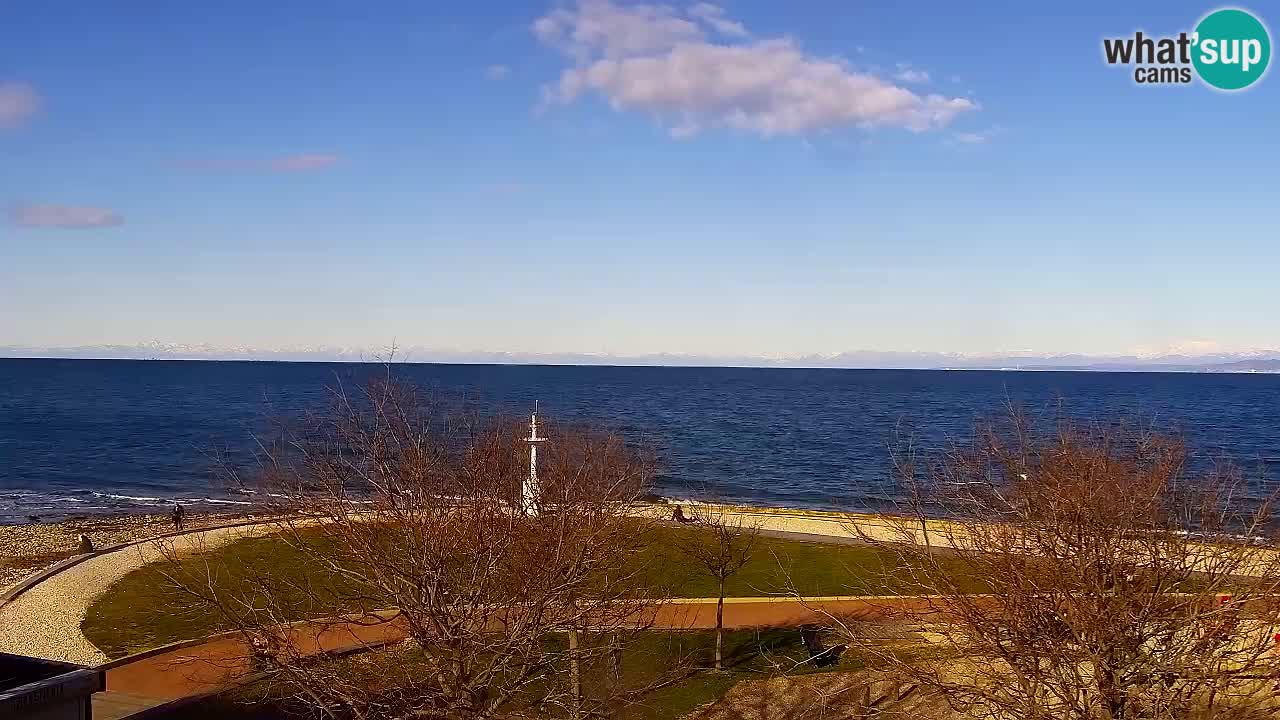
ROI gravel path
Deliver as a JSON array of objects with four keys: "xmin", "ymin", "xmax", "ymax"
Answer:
[
  {"xmin": 0, "ymin": 512, "xmax": 246, "ymax": 592},
  {"xmin": 0, "ymin": 522, "xmax": 275, "ymax": 665}
]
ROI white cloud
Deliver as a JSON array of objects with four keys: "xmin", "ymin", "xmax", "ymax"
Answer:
[
  {"xmin": 950, "ymin": 125, "xmax": 1004, "ymax": 145},
  {"xmin": 894, "ymin": 63, "xmax": 930, "ymax": 84},
  {"xmin": 10, "ymin": 204, "xmax": 124, "ymax": 229},
  {"xmin": 486, "ymin": 64, "xmax": 512, "ymax": 80},
  {"xmin": 534, "ymin": 0, "xmax": 703, "ymax": 60},
  {"xmin": 534, "ymin": 0, "xmax": 976, "ymax": 138},
  {"xmin": 0, "ymin": 82, "xmax": 40, "ymax": 129},
  {"xmin": 688, "ymin": 3, "xmax": 748, "ymax": 38}
]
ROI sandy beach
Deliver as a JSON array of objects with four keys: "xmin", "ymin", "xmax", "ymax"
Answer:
[{"xmin": 0, "ymin": 511, "xmax": 255, "ymax": 591}]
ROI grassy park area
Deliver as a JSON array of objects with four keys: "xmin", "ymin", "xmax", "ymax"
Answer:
[
  {"xmin": 81, "ymin": 521, "xmax": 963, "ymax": 718},
  {"xmin": 67, "ymin": 405, "xmax": 1280, "ymax": 720},
  {"xmin": 82, "ymin": 522, "xmax": 976, "ymax": 658}
]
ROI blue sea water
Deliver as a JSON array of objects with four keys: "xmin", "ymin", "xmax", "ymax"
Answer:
[{"xmin": 2, "ymin": 358, "xmax": 1280, "ymax": 522}]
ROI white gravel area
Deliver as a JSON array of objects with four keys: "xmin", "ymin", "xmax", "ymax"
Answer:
[{"xmin": 0, "ymin": 522, "xmax": 275, "ymax": 665}]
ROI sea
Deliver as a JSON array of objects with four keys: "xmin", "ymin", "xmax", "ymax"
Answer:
[{"xmin": 3, "ymin": 358, "xmax": 1280, "ymax": 524}]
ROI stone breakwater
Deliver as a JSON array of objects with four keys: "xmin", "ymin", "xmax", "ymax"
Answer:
[{"xmin": 0, "ymin": 511, "xmax": 249, "ymax": 591}]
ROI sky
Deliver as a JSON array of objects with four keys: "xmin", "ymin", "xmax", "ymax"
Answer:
[{"xmin": 2, "ymin": 0, "xmax": 1278, "ymax": 360}]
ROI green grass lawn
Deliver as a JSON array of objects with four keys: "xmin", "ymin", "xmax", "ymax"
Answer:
[
  {"xmin": 82, "ymin": 522, "xmax": 977, "ymax": 658},
  {"xmin": 83, "ymin": 531, "xmax": 369, "ymax": 657},
  {"xmin": 642, "ymin": 525, "xmax": 981, "ymax": 598}
]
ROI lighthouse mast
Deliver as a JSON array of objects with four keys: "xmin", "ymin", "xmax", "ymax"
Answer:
[{"xmin": 523, "ymin": 403, "xmax": 546, "ymax": 516}]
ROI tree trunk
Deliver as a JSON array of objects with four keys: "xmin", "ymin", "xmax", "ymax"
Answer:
[
  {"xmin": 1097, "ymin": 659, "xmax": 1125, "ymax": 720},
  {"xmin": 716, "ymin": 576, "xmax": 725, "ymax": 671},
  {"xmin": 568, "ymin": 627, "xmax": 581, "ymax": 720},
  {"xmin": 608, "ymin": 632, "xmax": 623, "ymax": 719}
]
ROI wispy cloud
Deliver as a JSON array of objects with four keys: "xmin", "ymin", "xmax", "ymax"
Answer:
[
  {"xmin": 268, "ymin": 153, "xmax": 340, "ymax": 172},
  {"xmin": 173, "ymin": 153, "xmax": 341, "ymax": 173},
  {"xmin": 0, "ymin": 82, "xmax": 40, "ymax": 130},
  {"xmin": 486, "ymin": 64, "xmax": 512, "ymax": 80},
  {"xmin": 9, "ymin": 204, "xmax": 124, "ymax": 229},
  {"xmin": 534, "ymin": 0, "xmax": 976, "ymax": 138},
  {"xmin": 687, "ymin": 2, "xmax": 748, "ymax": 38},
  {"xmin": 950, "ymin": 126, "xmax": 1004, "ymax": 145},
  {"xmin": 894, "ymin": 63, "xmax": 930, "ymax": 84}
]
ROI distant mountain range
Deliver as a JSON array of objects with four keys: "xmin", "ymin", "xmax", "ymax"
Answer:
[{"xmin": 5, "ymin": 343, "xmax": 1280, "ymax": 373}]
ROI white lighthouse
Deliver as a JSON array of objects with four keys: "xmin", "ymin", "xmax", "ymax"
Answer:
[{"xmin": 523, "ymin": 405, "xmax": 546, "ymax": 516}]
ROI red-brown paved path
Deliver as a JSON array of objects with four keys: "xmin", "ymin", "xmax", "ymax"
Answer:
[{"xmin": 96, "ymin": 596, "xmax": 929, "ymax": 717}]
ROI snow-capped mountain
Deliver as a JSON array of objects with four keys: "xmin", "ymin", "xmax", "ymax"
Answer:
[{"xmin": 4, "ymin": 343, "xmax": 1280, "ymax": 372}]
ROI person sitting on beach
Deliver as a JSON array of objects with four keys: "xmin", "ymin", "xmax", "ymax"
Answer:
[
  {"xmin": 77, "ymin": 533, "xmax": 94, "ymax": 553},
  {"xmin": 671, "ymin": 505, "xmax": 695, "ymax": 524},
  {"xmin": 171, "ymin": 503, "xmax": 185, "ymax": 531}
]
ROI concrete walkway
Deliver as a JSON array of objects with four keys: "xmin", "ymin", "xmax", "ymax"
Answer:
[{"xmin": 0, "ymin": 522, "xmax": 278, "ymax": 665}]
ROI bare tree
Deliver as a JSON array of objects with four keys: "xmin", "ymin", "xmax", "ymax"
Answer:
[
  {"xmin": 679, "ymin": 504, "xmax": 761, "ymax": 671},
  {"xmin": 159, "ymin": 374, "xmax": 670, "ymax": 720},
  {"xmin": 832, "ymin": 413, "xmax": 1280, "ymax": 720}
]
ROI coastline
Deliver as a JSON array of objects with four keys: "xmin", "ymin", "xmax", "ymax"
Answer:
[{"xmin": 0, "ymin": 511, "xmax": 257, "ymax": 591}]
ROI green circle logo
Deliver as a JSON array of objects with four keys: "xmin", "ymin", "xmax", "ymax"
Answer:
[{"xmin": 1193, "ymin": 8, "xmax": 1271, "ymax": 90}]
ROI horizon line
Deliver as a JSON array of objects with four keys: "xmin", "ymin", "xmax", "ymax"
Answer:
[{"xmin": 2, "ymin": 354, "xmax": 1278, "ymax": 375}]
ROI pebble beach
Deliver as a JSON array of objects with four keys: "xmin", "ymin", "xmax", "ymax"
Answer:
[{"xmin": 0, "ymin": 511, "xmax": 251, "ymax": 592}]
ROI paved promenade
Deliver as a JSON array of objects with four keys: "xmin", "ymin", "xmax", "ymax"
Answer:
[{"xmin": 90, "ymin": 595, "xmax": 920, "ymax": 719}]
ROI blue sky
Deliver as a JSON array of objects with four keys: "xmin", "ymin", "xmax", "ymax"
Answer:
[{"xmin": 2, "ymin": 0, "xmax": 1277, "ymax": 359}]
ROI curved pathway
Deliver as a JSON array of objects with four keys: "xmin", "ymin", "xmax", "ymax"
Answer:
[
  {"xmin": 0, "ymin": 505, "xmax": 882, "ymax": 667},
  {"xmin": 6, "ymin": 503, "xmax": 1270, "ymax": 670},
  {"xmin": 0, "ymin": 521, "xmax": 279, "ymax": 665},
  {"xmin": 11, "ymin": 503, "xmax": 1272, "ymax": 718},
  {"xmin": 0, "ymin": 506, "xmax": 930, "ymax": 717},
  {"xmin": 98, "ymin": 596, "xmax": 919, "ymax": 711}
]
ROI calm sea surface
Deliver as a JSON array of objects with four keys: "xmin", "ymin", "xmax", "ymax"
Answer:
[{"xmin": 2, "ymin": 359, "xmax": 1280, "ymax": 522}]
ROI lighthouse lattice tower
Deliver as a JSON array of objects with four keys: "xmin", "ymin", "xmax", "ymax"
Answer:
[{"xmin": 523, "ymin": 404, "xmax": 546, "ymax": 516}]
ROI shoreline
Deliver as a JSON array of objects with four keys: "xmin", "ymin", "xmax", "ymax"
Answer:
[
  {"xmin": 0, "ymin": 490, "xmax": 261, "ymax": 527},
  {"xmin": 0, "ymin": 510, "xmax": 259, "ymax": 592}
]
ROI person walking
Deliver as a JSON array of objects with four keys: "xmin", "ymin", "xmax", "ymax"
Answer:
[{"xmin": 172, "ymin": 503, "xmax": 185, "ymax": 532}]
